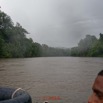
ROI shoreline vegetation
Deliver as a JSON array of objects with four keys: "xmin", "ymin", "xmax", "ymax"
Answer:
[{"xmin": 0, "ymin": 10, "xmax": 103, "ymax": 58}]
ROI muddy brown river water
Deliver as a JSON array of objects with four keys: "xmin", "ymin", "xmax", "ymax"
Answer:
[{"xmin": 0, "ymin": 57, "xmax": 103, "ymax": 103}]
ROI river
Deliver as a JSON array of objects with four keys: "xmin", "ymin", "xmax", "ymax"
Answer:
[{"xmin": 0, "ymin": 57, "xmax": 103, "ymax": 103}]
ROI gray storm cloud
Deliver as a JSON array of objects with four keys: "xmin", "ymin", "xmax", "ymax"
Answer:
[{"xmin": 1, "ymin": 0, "xmax": 103, "ymax": 47}]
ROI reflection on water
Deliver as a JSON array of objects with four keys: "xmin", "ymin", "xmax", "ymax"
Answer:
[{"xmin": 0, "ymin": 57, "xmax": 103, "ymax": 103}]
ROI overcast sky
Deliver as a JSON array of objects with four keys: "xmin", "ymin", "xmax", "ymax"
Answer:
[{"xmin": 0, "ymin": 0, "xmax": 103, "ymax": 48}]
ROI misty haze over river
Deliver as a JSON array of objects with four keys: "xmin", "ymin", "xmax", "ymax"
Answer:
[{"xmin": 0, "ymin": 57, "xmax": 103, "ymax": 103}]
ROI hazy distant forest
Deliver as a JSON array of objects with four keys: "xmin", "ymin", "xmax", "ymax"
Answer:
[{"xmin": 0, "ymin": 10, "xmax": 103, "ymax": 58}]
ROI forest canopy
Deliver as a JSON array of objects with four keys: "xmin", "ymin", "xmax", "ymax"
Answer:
[{"xmin": 0, "ymin": 10, "xmax": 103, "ymax": 58}]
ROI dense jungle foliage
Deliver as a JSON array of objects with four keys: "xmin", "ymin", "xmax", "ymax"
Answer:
[{"xmin": 0, "ymin": 10, "xmax": 103, "ymax": 58}]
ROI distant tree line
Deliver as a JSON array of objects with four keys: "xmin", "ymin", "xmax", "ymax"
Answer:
[
  {"xmin": 70, "ymin": 34, "xmax": 103, "ymax": 57},
  {"xmin": 0, "ymin": 10, "xmax": 103, "ymax": 58},
  {"xmin": 0, "ymin": 10, "xmax": 69, "ymax": 58}
]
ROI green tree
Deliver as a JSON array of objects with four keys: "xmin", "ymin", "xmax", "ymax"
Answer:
[
  {"xmin": 32, "ymin": 42, "xmax": 42, "ymax": 57},
  {"xmin": 78, "ymin": 35, "xmax": 97, "ymax": 56},
  {"xmin": 89, "ymin": 33, "xmax": 103, "ymax": 57}
]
